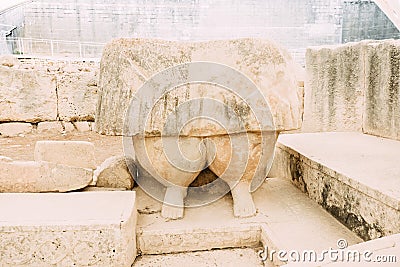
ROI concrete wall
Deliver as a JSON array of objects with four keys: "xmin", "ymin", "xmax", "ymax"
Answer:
[
  {"xmin": 303, "ymin": 39, "xmax": 400, "ymax": 141},
  {"xmin": 342, "ymin": 0, "xmax": 400, "ymax": 43},
  {"xmin": 19, "ymin": 0, "xmax": 343, "ymax": 65}
]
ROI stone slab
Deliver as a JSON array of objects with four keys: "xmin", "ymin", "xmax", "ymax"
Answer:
[
  {"xmin": 133, "ymin": 248, "xmax": 264, "ymax": 267},
  {"xmin": 0, "ymin": 122, "xmax": 32, "ymax": 137},
  {"xmin": 363, "ymin": 40, "xmax": 400, "ymax": 141},
  {"xmin": 135, "ymin": 178, "xmax": 361, "ymax": 258},
  {"xmin": 57, "ymin": 66, "xmax": 98, "ymax": 122},
  {"xmin": 0, "ymin": 65, "xmax": 57, "ymax": 122},
  {"xmin": 73, "ymin": 121, "xmax": 92, "ymax": 132},
  {"xmin": 284, "ymin": 234, "xmax": 400, "ymax": 266},
  {"xmin": 37, "ymin": 121, "xmax": 64, "ymax": 134},
  {"xmin": 97, "ymin": 38, "xmax": 303, "ymax": 136},
  {"xmin": 269, "ymin": 132, "xmax": 400, "ymax": 240},
  {"xmin": 0, "ymin": 191, "xmax": 137, "ymax": 266},
  {"xmin": 34, "ymin": 140, "xmax": 96, "ymax": 169},
  {"xmin": 303, "ymin": 42, "xmax": 367, "ymax": 133},
  {"xmin": 0, "ymin": 160, "xmax": 93, "ymax": 192}
]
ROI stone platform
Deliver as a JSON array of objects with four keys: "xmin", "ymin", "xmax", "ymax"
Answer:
[
  {"xmin": 0, "ymin": 191, "xmax": 137, "ymax": 267},
  {"xmin": 135, "ymin": 178, "xmax": 361, "ymax": 266},
  {"xmin": 270, "ymin": 132, "xmax": 400, "ymax": 240}
]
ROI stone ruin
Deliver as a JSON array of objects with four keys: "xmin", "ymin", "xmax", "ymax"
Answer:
[
  {"xmin": 96, "ymin": 38, "xmax": 303, "ymax": 219},
  {"xmin": 0, "ymin": 38, "xmax": 400, "ymax": 266}
]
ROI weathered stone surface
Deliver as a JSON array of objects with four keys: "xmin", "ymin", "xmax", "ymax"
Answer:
[
  {"xmin": 62, "ymin": 121, "xmax": 76, "ymax": 133},
  {"xmin": 96, "ymin": 38, "xmax": 303, "ymax": 135},
  {"xmin": 0, "ymin": 122, "xmax": 32, "ymax": 137},
  {"xmin": 303, "ymin": 39, "xmax": 400, "ymax": 140},
  {"xmin": 303, "ymin": 41, "xmax": 367, "ymax": 132},
  {"xmin": 34, "ymin": 140, "xmax": 96, "ymax": 169},
  {"xmin": 0, "ymin": 65, "xmax": 57, "ymax": 122},
  {"xmin": 0, "ymin": 156, "xmax": 12, "ymax": 162},
  {"xmin": 270, "ymin": 132, "xmax": 400, "ymax": 240},
  {"xmin": 57, "ymin": 65, "xmax": 98, "ymax": 122},
  {"xmin": 0, "ymin": 58, "xmax": 98, "ymax": 124},
  {"xmin": 364, "ymin": 40, "xmax": 400, "ymax": 141},
  {"xmin": 0, "ymin": 160, "xmax": 93, "ymax": 192},
  {"xmin": 0, "ymin": 55, "xmax": 20, "ymax": 68},
  {"xmin": 82, "ymin": 186, "xmax": 127, "ymax": 192},
  {"xmin": 135, "ymin": 179, "xmax": 361, "ymax": 255},
  {"xmin": 73, "ymin": 121, "xmax": 91, "ymax": 132},
  {"xmin": 0, "ymin": 191, "xmax": 137, "ymax": 266},
  {"xmin": 94, "ymin": 155, "xmax": 136, "ymax": 189},
  {"xmin": 37, "ymin": 121, "xmax": 64, "ymax": 133}
]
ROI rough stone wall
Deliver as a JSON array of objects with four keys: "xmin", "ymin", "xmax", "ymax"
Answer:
[
  {"xmin": 364, "ymin": 41, "xmax": 400, "ymax": 141},
  {"xmin": 303, "ymin": 41, "xmax": 366, "ymax": 132},
  {"xmin": 303, "ymin": 39, "xmax": 400, "ymax": 141},
  {"xmin": 0, "ymin": 56, "xmax": 98, "ymax": 136}
]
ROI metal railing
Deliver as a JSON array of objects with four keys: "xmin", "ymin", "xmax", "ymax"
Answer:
[{"xmin": 0, "ymin": 37, "xmax": 105, "ymax": 59}]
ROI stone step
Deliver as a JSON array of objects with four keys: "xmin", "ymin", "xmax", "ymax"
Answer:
[
  {"xmin": 284, "ymin": 233, "xmax": 400, "ymax": 266},
  {"xmin": 135, "ymin": 178, "xmax": 362, "ymax": 266},
  {"xmin": 270, "ymin": 132, "xmax": 400, "ymax": 241},
  {"xmin": 0, "ymin": 191, "xmax": 137, "ymax": 267}
]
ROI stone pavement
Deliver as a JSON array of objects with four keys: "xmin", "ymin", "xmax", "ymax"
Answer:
[
  {"xmin": 270, "ymin": 132, "xmax": 400, "ymax": 240},
  {"xmin": 135, "ymin": 178, "xmax": 362, "ymax": 266}
]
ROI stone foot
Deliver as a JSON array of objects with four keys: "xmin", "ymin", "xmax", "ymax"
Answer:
[
  {"xmin": 231, "ymin": 182, "xmax": 256, "ymax": 218},
  {"xmin": 161, "ymin": 186, "xmax": 186, "ymax": 220}
]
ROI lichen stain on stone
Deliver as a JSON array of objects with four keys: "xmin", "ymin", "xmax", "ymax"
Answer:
[
  {"xmin": 320, "ymin": 181, "xmax": 384, "ymax": 241},
  {"xmin": 288, "ymin": 154, "xmax": 307, "ymax": 194},
  {"xmin": 388, "ymin": 45, "xmax": 400, "ymax": 120}
]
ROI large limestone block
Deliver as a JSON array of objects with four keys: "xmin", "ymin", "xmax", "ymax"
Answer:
[
  {"xmin": 34, "ymin": 140, "xmax": 96, "ymax": 169},
  {"xmin": 302, "ymin": 41, "xmax": 367, "ymax": 132},
  {"xmin": 94, "ymin": 155, "xmax": 136, "ymax": 189},
  {"xmin": 0, "ymin": 160, "xmax": 93, "ymax": 192},
  {"xmin": 96, "ymin": 38, "xmax": 303, "ymax": 135},
  {"xmin": 0, "ymin": 191, "xmax": 137, "ymax": 266},
  {"xmin": 364, "ymin": 40, "xmax": 400, "ymax": 141},
  {"xmin": 57, "ymin": 65, "xmax": 98, "ymax": 121},
  {"xmin": 0, "ymin": 65, "xmax": 57, "ymax": 122}
]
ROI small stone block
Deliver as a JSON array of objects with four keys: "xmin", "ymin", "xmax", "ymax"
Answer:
[
  {"xmin": 0, "ymin": 123, "xmax": 32, "ymax": 137},
  {"xmin": 73, "ymin": 121, "xmax": 91, "ymax": 132},
  {"xmin": 34, "ymin": 140, "xmax": 96, "ymax": 169},
  {"xmin": 94, "ymin": 155, "xmax": 136, "ymax": 190},
  {"xmin": 0, "ymin": 160, "xmax": 93, "ymax": 193},
  {"xmin": 37, "ymin": 121, "xmax": 64, "ymax": 133}
]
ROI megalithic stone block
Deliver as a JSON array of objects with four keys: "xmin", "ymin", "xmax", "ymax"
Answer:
[
  {"xmin": 0, "ymin": 160, "xmax": 93, "ymax": 193},
  {"xmin": 34, "ymin": 140, "xmax": 96, "ymax": 169},
  {"xmin": 0, "ymin": 191, "xmax": 137, "ymax": 266}
]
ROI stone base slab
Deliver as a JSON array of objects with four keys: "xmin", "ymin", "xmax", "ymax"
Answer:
[
  {"xmin": 0, "ymin": 191, "xmax": 137, "ymax": 267},
  {"xmin": 135, "ymin": 178, "xmax": 361, "ymax": 264},
  {"xmin": 270, "ymin": 132, "xmax": 400, "ymax": 240},
  {"xmin": 0, "ymin": 160, "xmax": 93, "ymax": 192}
]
